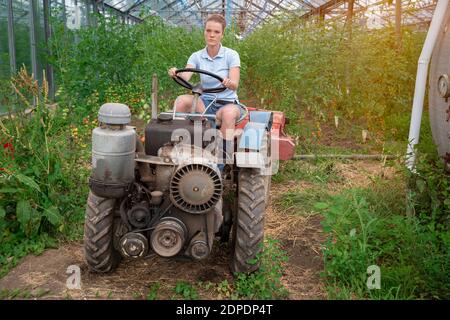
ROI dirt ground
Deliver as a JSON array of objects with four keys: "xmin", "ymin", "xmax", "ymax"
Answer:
[{"xmin": 0, "ymin": 161, "xmax": 396, "ymax": 300}]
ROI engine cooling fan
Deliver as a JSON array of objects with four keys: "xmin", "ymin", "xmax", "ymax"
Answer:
[{"xmin": 170, "ymin": 164, "xmax": 222, "ymax": 214}]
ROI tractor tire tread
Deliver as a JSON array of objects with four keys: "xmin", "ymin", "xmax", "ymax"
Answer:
[
  {"xmin": 84, "ymin": 192, "xmax": 120, "ymax": 273},
  {"xmin": 231, "ymin": 169, "xmax": 266, "ymax": 274}
]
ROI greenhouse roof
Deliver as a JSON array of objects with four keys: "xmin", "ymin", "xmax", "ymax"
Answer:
[{"xmin": 97, "ymin": 0, "xmax": 437, "ymax": 35}]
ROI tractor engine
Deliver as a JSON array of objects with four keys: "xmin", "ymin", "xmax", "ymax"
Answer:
[{"xmin": 89, "ymin": 103, "xmax": 224, "ymax": 261}]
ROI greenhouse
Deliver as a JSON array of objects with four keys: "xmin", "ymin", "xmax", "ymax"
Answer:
[{"xmin": 0, "ymin": 0, "xmax": 449, "ymax": 302}]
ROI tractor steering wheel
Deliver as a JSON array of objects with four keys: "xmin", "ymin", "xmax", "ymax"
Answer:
[{"xmin": 173, "ymin": 68, "xmax": 227, "ymax": 95}]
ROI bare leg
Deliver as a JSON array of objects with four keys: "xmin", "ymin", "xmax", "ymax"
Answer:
[
  {"xmin": 216, "ymin": 104, "xmax": 241, "ymax": 140},
  {"xmin": 173, "ymin": 94, "xmax": 206, "ymax": 113}
]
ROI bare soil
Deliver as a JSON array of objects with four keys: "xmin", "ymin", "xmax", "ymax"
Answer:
[{"xmin": 0, "ymin": 160, "xmax": 396, "ymax": 300}]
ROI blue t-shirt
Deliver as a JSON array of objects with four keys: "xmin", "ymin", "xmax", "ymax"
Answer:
[{"xmin": 187, "ymin": 44, "xmax": 240, "ymax": 101}]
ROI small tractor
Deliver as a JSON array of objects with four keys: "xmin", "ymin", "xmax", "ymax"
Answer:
[{"xmin": 83, "ymin": 68, "xmax": 295, "ymax": 274}]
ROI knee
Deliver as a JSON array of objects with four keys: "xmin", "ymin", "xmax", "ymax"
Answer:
[
  {"xmin": 174, "ymin": 95, "xmax": 191, "ymax": 112},
  {"xmin": 221, "ymin": 106, "xmax": 239, "ymax": 123}
]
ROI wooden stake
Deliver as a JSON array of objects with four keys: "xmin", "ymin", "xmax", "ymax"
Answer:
[{"xmin": 151, "ymin": 73, "xmax": 158, "ymax": 119}]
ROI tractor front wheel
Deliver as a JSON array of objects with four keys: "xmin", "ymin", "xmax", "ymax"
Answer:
[
  {"xmin": 84, "ymin": 192, "xmax": 121, "ymax": 272},
  {"xmin": 230, "ymin": 168, "xmax": 266, "ymax": 274}
]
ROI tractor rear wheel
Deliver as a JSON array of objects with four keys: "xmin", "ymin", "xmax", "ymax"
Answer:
[
  {"xmin": 230, "ymin": 168, "xmax": 266, "ymax": 274},
  {"xmin": 84, "ymin": 192, "xmax": 121, "ymax": 272}
]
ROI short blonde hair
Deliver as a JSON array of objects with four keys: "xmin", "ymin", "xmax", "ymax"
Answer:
[{"xmin": 205, "ymin": 14, "xmax": 226, "ymax": 32}]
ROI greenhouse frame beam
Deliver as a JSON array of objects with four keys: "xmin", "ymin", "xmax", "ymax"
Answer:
[
  {"xmin": 163, "ymin": 0, "xmax": 197, "ymax": 19},
  {"xmin": 102, "ymin": 2, "xmax": 143, "ymax": 22},
  {"xmin": 297, "ymin": 0, "xmax": 314, "ymax": 10},
  {"xmin": 43, "ymin": 0, "xmax": 55, "ymax": 99},
  {"xmin": 265, "ymin": 0, "xmax": 293, "ymax": 15},
  {"xmin": 159, "ymin": 0, "xmax": 184, "ymax": 12},
  {"xmin": 241, "ymin": 0, "xmax": 269, "ymax": 37},
  {"xmin": 300, "ymin": 0, "xmax": 346, "ymax": 19},
  {"xmin": 85, "ymin": 0, "xmax": 92, "ymax": 26},
  {"xmin": 165, "ymin": 9, "xmax": 195, "ymax": 21},
  {"xmin": 230, "ymin": 0, "xmax": 267, "ymax": 20},
  {"xmin": 7, "ymin": 0, "xmax": 16, "ymax": 74},
  {"xmin": 165, "ymin": 0, "xmax": 217, "ymax": 22},
  {"xmin": 115, "ymin": 0, "xmax": 131, "ymax": 11},
  {"xmin": 154, "ymin": 0, "xmax": 202, "ymax": 26},
  {"xmin": 125, "ymin": 0, "xmax": 148, "ymax": 13},
  {"xmin": 165, "ymin": 1, "xmax": 202, "ymax": 27},
  {"xmin": 166, "ymin": 0, "xmax": 259, "ymax": 27},
  {"xmin": 233, "ymin": 0, "xmax": 277, "ymax": 19},
  {"xmin": 202, "ymin": 0, "xmax": 221, "ymax": 9},
  {"xmin": 177, "ymin": 0, "xmax": 203, "ymax": 26},
  {"xmin": 61, "ymin": 0, "xmax": 67, "ymax": 27},
  {"xmin": 29, "ymin": 0, "xmax": 38, "ymax": 80},
  {"xmin": 92, "ymin": 0, "xmax": 98, "ymax": 26},
  {"xmin": 170, "ymin": 18, "xmax": 197, "ymax": 27},
  {"xmin": 170, "ymin": 12, "xmax": 202, "ymax": 27}
]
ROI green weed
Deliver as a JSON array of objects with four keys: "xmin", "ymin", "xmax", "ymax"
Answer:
[
  {"xmin": 317, "ymin": 173, "xmax": 450, "ymax": 299},
  {"xmin": 146, "ymin": 282, "xmax": 160, "ymax": 300},
  {"xmin": 234, "ymin": 238, "xmax": 289, "ymax": 300},
  {"xmin": 215, "ymin": 279, "xmax": 238, "ymax": 300},
  {"xmin": 172, "ymin": 281, "xmax": 199, "ymax": 300}
]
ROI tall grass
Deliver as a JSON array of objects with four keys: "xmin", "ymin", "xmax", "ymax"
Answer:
[
  {"xmin": 317, "ymin": 167, "xmax": 449, "ymax": 299},
  {"xmin": 0, "ymin": 68, "xmax": 91, "ymax": 277}
]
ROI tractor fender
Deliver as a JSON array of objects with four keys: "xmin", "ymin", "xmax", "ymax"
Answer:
[{"xmin": 236, "ymin": 118, "xmax": 270, "ymax": 169}]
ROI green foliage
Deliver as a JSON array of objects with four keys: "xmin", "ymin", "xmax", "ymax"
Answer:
[
  {"xmin": 146, "ymin": 282, "xmax": 160, "ymax": 300},
  {"xmin": 0, "ymin": 68, "xmax": 89, "ymax": 278},
  {"xmin": 47, "ymin": 13, "xmax": 242, "ymax": 120},
  {"xmin": 49, "ymin": 15, "xmax": 202, "ymax": 118},
  {"xmin": 234, "ymin": 238, "xmax": 289, "ymax": 300},
  {"xmin": 215, "ymin": 279, "xmax": 238, "ymax": 299},
  {"xmin": 317, "ymin": 175, "xmax": 450, "ymax": 299},
  {"xmin": 407, "ymin": 153, "xmax": 450, "ymax": 227},
  {"xmin": 238, "ymin": 20, "xmax": 424, "ymax": 138},
  {"xmin": 173, "ymin": 281, "xmax": 199, "ymax": 300}
]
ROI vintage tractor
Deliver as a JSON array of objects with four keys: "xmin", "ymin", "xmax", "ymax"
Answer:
[{"xmin": 83, "ymin": 68, "xmax": 295, "ymax": 274}]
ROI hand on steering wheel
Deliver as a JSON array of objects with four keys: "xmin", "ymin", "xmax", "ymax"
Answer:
[{"xmin": 172, "ymin": 68, "xmax": 227, "ymax": 94}]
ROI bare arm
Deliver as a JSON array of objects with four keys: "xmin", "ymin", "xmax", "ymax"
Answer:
[
  {"xmin": 222, "ymin": 67, "xmax": 240, "ymax": 91},
  {"xmin": 168, "ymin": 64, "xmax": 195, "ymax": 81}
]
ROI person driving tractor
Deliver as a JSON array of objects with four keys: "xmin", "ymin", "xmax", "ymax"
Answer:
[{"xmin": 168, "ymin": 14, "xmax": 246, "ymax": 164}]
